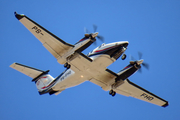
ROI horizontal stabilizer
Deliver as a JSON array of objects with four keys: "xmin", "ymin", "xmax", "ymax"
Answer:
[{"xmin": 10, "ymin": 63, "xmax": 49, "ymax": 79}]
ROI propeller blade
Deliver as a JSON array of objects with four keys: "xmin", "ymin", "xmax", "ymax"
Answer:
[
  {"xmin": 138, "ymin": 52, "xmax": 143, "ymax": 60},
  {"xmin": 93, "ymin": 24, "xmax": 97, "ymax": 33},
  {"xmin": 142, "ymin": 63, "xmax": 149, "ymax": 70},
  {"xmin": 138, "ymin": 68, "xmax": 142, "ymax": 73},
  {"xmin": 97, "ymin": 35, "xmax": 104, "ymax": 42},
  {"xmin": 93, "ymin": 41, "xmax": 97, "ymax": 46},
  {"xmin": 84, "ymin": 27, "xmax": 90, "ymax": 34},
  {"xmin": 130, "ymin": 55, "xmax": 136, "ymax": 61}
]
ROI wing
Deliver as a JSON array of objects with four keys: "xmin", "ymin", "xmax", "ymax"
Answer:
[
  {"xmin": 115, "ymin": 79, "xmax": 168, "ymax": 107},
  {"xmin": 90, "ymin": 69, "xmax": 118, "ymax": 91},
  {"xmin": 90, "ymin": 69, "xmax": 168, "ymax": 107},
  {"xmin": 14, "ymin": 12, "xmax": 74, "ymax": 62},
  {"xmin": 10, "ymin": 63, "xmax": 49, "ymax": 79},
  {"xmin": 68, "ymin": 52, "xmax": 93, "ymax": 72}
]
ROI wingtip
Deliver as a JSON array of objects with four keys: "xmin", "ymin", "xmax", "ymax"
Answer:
[
  {"xmin": 162, "ymin": 102, "xmax": 169, "ymax": 108},
  {"xmin": 10, "ymin": 62, "xmax": 15, "ymax": 68},
  {"xmin": 14, "ymin": 11, "xmax": 25, "ymax": 20}
]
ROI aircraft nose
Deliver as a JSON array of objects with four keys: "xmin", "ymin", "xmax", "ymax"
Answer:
[
  {"xmin": 117, "ymin": 41, "xmax": 129, "ymax": 48},
  {"xmin": 123, "ymin": 42, "xmax": 128, "ymax": 48}
]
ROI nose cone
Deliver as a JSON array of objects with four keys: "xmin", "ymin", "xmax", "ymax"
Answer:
[
  {"xmin": 92, "ymin": 32, "xmax": 99, "ymax": 38},
  {"xmin": 137, "ymin": 59, "xmax": 144, "ymax": 65},
  {"xmin": 117, "ymin": 41, "xmax": 129, "ymax": 48}
]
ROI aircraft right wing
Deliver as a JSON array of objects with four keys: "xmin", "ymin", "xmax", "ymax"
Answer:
[
  {"xmin": 14, "ymin": 12, "xmax": 74, "ymax": 63},
  {"xmin": 115, "ymin": 79, "xmax": 169, "ymax": 107}
]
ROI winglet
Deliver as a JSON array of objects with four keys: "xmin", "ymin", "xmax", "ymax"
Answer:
[{"xmin": 14, "ymin": 12, "xmax": 25, "ymax": 20}]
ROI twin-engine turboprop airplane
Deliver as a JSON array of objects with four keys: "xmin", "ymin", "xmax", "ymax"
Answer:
[{"xmin": 10, "ymin": 12, "xmax": 168, "ymax": 107}]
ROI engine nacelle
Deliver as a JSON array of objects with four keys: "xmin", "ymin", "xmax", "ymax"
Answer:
[{"xmin": 35, "ymin": 74, "xmax": 54, "ymax": 92}]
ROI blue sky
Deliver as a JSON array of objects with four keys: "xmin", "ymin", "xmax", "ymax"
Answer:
[{"xmin": 1, "ymin": 0, "xmax": 180, "ymax": 120}]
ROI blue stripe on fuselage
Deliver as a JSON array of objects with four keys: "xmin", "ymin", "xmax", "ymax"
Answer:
[{"xmin": 88, "ymin": 45, "xmax": 122, "ymax": 58}]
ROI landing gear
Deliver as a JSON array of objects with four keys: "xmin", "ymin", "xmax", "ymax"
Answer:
[
  {"xmin": 109, "ymin": 89, "xmax": 116, "ymax": 97},
  {"xmin": 121, "ymin": 54, "xmax": 126, "ymax": 60},
  {"xmin": 64, "ymin": 63, "xmax": 71, "ymax": 69}
]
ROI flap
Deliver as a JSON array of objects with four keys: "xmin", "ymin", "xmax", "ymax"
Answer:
[{"xmin": 89, "ymin": 69, "xmax": 118, "ymax": 91}]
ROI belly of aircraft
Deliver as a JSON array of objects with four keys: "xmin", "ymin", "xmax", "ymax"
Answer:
[
  {"xmin": 90, "ymin": 54, "xmax": 115, "ymax": 70},
  {"xmin": 52, "ymin": 71, "xmax": 89, "ymax": 91},
  {"xmin": 52, "ymin": 54, "xmax": 117, "ymax": 91}
]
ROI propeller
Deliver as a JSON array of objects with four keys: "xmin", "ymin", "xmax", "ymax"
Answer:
[
  {"xmin": 130, "ymin": 52, "xmax": 149, "ymax": 72},
  {"xmin": 93, "ymin": 24, "xmax": 97, "ymax": 33},
  {"xmin": 84, "ymin": 24, "xmax": 104, "ymax": 45},
  {"xmin": 93, "ymin": 24, "xmax": 104, "ymax": 42}
]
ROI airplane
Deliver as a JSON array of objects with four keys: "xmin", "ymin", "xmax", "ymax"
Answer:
[{"xmin": 10, "ymin": 12, "xmax": 168, "ymax": 107}]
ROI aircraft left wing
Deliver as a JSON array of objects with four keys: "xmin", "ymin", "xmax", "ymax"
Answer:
[
  {"xmin": 115, "ymin": 79, "xmax": 168, "ymax": 107},
  {"xmin": 14, "ymin": 12, "xmax": 74, "ymax": 62},
  {"xmin": 90, "ymin": 69, "xmax": 168, "ymax": 107}
]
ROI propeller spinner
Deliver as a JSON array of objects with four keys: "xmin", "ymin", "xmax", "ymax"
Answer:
[
  {"xmin": 84, "ymin": 24, "xmax": 104, "ymax": 45},
  {"xmin": 130, "ymin": 52, "xmax": 149, "ymax": 72}
]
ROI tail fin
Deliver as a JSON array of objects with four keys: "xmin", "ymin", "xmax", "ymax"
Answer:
[{"xmin": 10, "ymin": 63, "xmax": 54, "ymax": 94}]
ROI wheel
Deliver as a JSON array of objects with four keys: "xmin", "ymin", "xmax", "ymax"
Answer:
[
  {"xmin": 109, "ymin": 90, "xmax": 116, "ymax": 97},
  {"xmin": 121, "ymin": 54, "xmax": 126, "ymax": 60},
  {"xmin": 112, "ymin": 91, "xmax": 116, "ymax": 97},
  {"xmin": 109, "ymin": 90, "xmax": 113, "ymax": 95},
  {"xmin": 64, "ymin": 63, "xmax": 71, "ymax": 69},
  {"xmin": 67, "ymin": 64, "xmax": 71, "ymax": 69},
  {"xmin": 64, "ymin": 63, "xmax": 68, "ymax": 68}
]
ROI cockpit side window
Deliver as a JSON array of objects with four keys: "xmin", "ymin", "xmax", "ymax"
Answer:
[
  {"xmin": 98, "ymin": 43, "xmax": 105, "ymax": 48},
  {"xmin": 87, "ymin": 43, "xmax": 105, "ymax": 56}
]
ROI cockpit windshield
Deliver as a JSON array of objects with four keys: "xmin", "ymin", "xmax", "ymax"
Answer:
[{"xmin": 87, "ymin": 43, "xmax": 105, "ymax": 56}]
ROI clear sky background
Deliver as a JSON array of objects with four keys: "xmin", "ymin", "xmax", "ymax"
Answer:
[{"xmin": 1, "ymin": 0, "xmax": 180, "ymax": 120}]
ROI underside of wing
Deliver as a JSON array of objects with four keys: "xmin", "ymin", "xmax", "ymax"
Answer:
[
  {"xmin": 90, "ymin": 69, "xmax": 118, "ymax": 91},
  {"xmin": 14, "ymin": 12, "xmax": 74, "ymax": 62},
  {"xmin": 115, "ymin": 79, "xmax": 168, "ymax": 107},
  {"xmin": 89, "ymin": 68, "xmax": 168, "ymax": 107},
  {"xmin": 68, "ymin": 52, "xmax": 93, "ymax": 72},
  {"xmin": 10, "ymin": 63, "xmax": 48, "ymax": 79}
]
